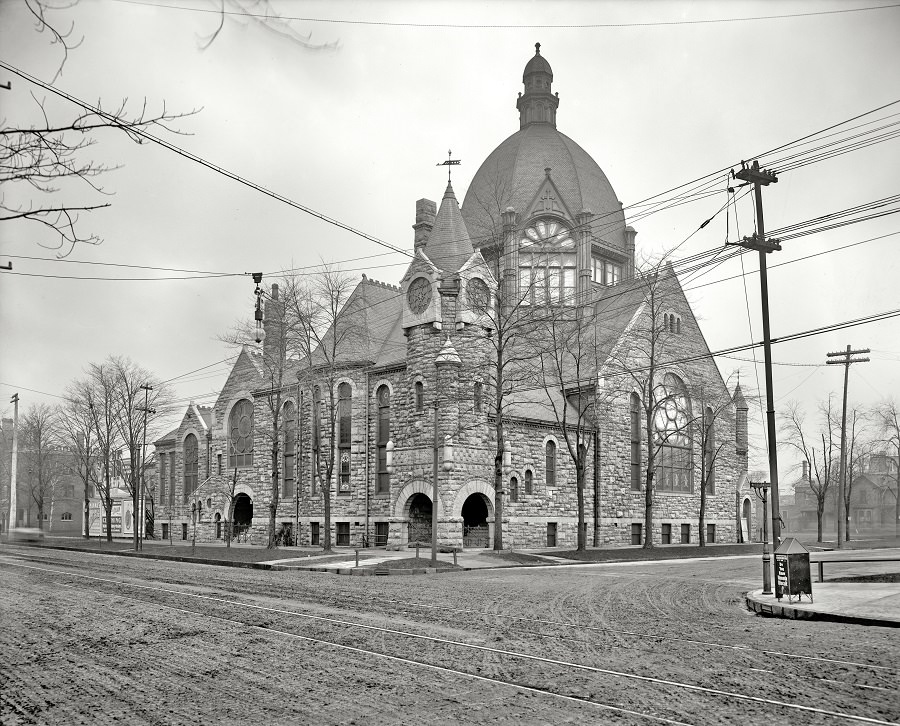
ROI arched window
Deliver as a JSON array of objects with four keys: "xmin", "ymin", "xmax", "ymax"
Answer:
[
  {"xmin": 282, "ymin": 401, "xmax": 296, "ymax": 498},
  {"xmin": 524, "ymin": 469, "xmax": 533, "ymax": 495},
  {"xmin": 228, "ymin": 399, "xmax": 253, "ymax": 468},
  {"xmin": 669, "ymin": 315, "xmax": 676, "ymax": 334},
  {"xmin": 509, "ymin": 476, "xmax": 519, "ymax": 503},
  {"xmin": 168, "ymin": 452, "xmax": 175, "ymax": 507},
  {"xmin": 676, "ymin": 317, "xmax": 682, "ymax": 334},
  {"xmin": 518, "ymin": 221, "xmax": 576, "ymax": 306},
  {"xmin": 474, "ymin": 382, "xmax": 483, "ymax": 413},
  {"xmin": 545, "ymin": 440, "xmax": 557, "ymax": 487},
  {"xmin": 663, "ymin": 313, "xmax": 669, "ymax": 331},
  {"xmin": 630, "ymin": 392, "xmax": 641, "ymax": 491},
  {"xmin": 311, "ymin": 386, "xmax": 322, "ymax": 496},
  {"xmin": 338, "ymin": 383, "xmax": 352, "ymax": 494},
  {"xmin": 414, "ymin": 381, "xmax": 424, "ymax": 413},
  {"xmin": 654, "ymin": 373, "xmax": 692, "ymax": 493},
  {"xmin": 704, "ymin": 406, "xmax": 715, "ymax": 494},
  {"xmin": 183, "ymin": 434, "xmax": 198, "ymax": 502},
  {"xmin": 376, "ymin": 386, "xmax": 390, "ymax": 495},
  {"xmin": 159, "ymin": 454, "xmax": 167, "ymax": 505}
]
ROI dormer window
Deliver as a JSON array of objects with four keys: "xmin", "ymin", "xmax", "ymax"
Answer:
[{"xmin": 519, "ymin": 219, "xmax": 576, "ymax": 305}]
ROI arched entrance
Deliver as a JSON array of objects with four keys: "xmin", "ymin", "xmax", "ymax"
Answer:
[
  {"xmin": 462, "ymin": 494, "xmax": 490, "ymax": 548},
  {"xmin": 233, "ymin": 493, "xmax": 253, "ymax": 537},
  {"xmin": 742, "ymin": 498, "xmax": 752, "ymax": 543},
  {"xmin": 407, "ymin": 493, "xmax": 432, "ymax": 544}
]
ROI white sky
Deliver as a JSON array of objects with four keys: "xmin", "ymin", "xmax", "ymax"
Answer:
[{"xmin": 1, "ymin": 0, "xmax": 899, "ymax": 479}]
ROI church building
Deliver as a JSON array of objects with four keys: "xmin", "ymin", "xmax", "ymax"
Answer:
[{"xmin": 154, "ymin": 45, "xmax": 752, "ymax": 550}]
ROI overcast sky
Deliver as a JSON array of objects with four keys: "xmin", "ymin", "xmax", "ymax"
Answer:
[{"xmin": 2, "ymin": 0, "xmax": 899, "ymax": 479}]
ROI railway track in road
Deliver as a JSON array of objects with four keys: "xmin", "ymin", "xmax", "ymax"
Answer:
[{"xmin": 3, "ymin": 550, "xmax": 898, "ymax": 726}]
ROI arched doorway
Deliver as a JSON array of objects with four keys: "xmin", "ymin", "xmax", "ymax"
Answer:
[
  {"xmin": 407, "ymin": 493, "xmax": 432, "ymax": 544},
  {"xmin": 233, "ymin": 493, "xmax": 253, "ymax": 538},
  {"xmin": 215, "ymin": 512, "xmax": 222, "ymax": 539},
  {"xmin": 462, "ymin": 494, "xmax": 490, "ymax": 548},
  {"xmin": 742, "ymin": 498, "xmax": 752, "ymax": 543}
]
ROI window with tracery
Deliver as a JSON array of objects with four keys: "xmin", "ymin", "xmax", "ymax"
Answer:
[
  {"xmin": 519, "ymin": 220, "xmax": 576, "ymax": 305},
  {"xmin": 338, "ymin": 383, "xmax": 352, "ymax": 494},
  {"xmin": 228, "ymin": 399, "xmax": 253, "ymax": 468},
  {"xmin": 282, "ymin": 401, "xmax": 296, "ymax": 499},
  {"xmin": 654, "ymin": 374, "xmax": 692, "ymax": 493},
  {"xmin": 376, "ymin": 386, "xmax": 390, "ymax": 495},
  {"xmin": 704, "ymin": 406, "xmax": 715, "ymax": 494},
  {"xmin": 183, "ymin": 434, "xmax": 198, "ymax": 502},
  {"xmin": 630, "ymin": 392, "xmax": 642, "ymax": 491}
]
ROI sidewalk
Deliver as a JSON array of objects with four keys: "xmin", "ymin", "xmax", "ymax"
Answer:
[{"xmin": 745, "ymin": 554, "xmax": 900, "ymax": 627}]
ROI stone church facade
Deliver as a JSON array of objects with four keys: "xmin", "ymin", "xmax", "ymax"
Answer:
[{"xmin": 154, "ymin": 45, "xmax": 752, "ymax": 550}]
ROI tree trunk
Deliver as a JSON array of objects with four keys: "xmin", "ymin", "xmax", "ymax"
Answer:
[
  {"xmin": 816, "ymin": 503, "xmax": 824, "ymax": 543},
  {"xmin": 493, "ymin": 450, "xmax": 504, "ymax": 551},
  {"xmin": 323, "ymin": 477, "xmax": 332, "ymax": 551},
  {"xmin": 576, "ymin": 462, "xmax": 585, "ymax": 551}
]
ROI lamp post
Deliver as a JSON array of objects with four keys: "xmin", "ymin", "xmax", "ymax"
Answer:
[
  {"xmin": 750, "ymin": 481, "xmax": 772, "ymax": 594},
  {"xmin": 191, "ymin": 499, "xmax": 203, "ymax": 554}
]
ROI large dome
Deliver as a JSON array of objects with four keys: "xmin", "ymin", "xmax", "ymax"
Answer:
[{"xmin": 461, "ymin": 45, "xmax": 627, "ymax": 254}]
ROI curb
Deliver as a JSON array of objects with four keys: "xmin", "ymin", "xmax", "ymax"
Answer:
[
  {"xmin": 744, "ymin": 591, "xmax": 899, "ymax": 628},
  {"xmin": 271, "ymin": 565, "xmax": 473, "ymax": 575}
]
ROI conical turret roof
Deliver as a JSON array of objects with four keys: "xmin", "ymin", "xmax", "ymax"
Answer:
[{"xmin": 422, "ymin": 182, "xmax": 474, "ymax": 273}]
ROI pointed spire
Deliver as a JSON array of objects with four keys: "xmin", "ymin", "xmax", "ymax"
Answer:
[
  {"xmin": 733, "ymin": 382, "xmax": 748, "ymax": 410},
  {"xmin": 421, "ymin": 182, "xmax": 475, "ymax": 273}
]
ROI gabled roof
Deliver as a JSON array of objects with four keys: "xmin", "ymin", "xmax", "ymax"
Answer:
[{"xmin": 308, "ymin": 275, "xmax": 405, "ymax": 370}]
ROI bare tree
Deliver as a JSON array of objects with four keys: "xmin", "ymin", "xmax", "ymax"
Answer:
[
  {"xmin": 0, "ymin": 1, "xmax": 197, "ymax": 255},
  {"xmin": 220, "ymin": 280, "xmax": 297, "ymax": 549},
  {"xmin": 529, "ymin": 302, "xmax": 597, "ymax": 551},
  {"xmin": 597, "ymin": 261, "xmax": 693, "ymax": 548},
  {"xmin": 875, "ymin": 398, "xmax": 900, "ymax": 538},
  {"xmin": 82, "ymin": 362, "xmax": 119, "ymax": 541},
  {"xmin": 196, "ymin": 0, "xmax": 340, "ymax": 51},
  {"xmin": 106, "ymin": 356, "xmax": 167, "ymax": 549},
  {"xmin": 781, "ymin": 398, "xmax": 839, "ymax": 542},
  {"xmin": 284, "ymin": 268, "xmax": 363, "ymax": 552},
  {"xmin": 58, "ymin": 378, "xmax": 100, "ymax": 538},
  {"xmin": 691, "ymin": 381, "xmax": 736, "ymax": 546},
  {"xmin": 20, "ymin": 403, "xmax": 64, "ymax": 529}
]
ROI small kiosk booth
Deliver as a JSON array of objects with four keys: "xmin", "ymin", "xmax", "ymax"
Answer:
[{"xmin": 774, "ymin": 537, "xmax": 813, "ymax": 603}]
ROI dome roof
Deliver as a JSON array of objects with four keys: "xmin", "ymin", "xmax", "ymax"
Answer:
[
  {"xmin": 461, "ymin": 123, "xmax": 627, "ymax": 251},
  {"xmin": 461, "ymin": 44, "xmax": 627, "ymax": 253},
  {"xmin": 523, "ymin": 43, "xmax": 552, "ymax": 78}
]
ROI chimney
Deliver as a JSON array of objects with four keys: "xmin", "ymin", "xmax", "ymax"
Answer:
[
  {"xmin": 802, "ymin": 461, "xmax": 808, "ymax": 480},
  {"xmin": 413, "ymin": 198, "xmax": 436, "ymax": 249}
]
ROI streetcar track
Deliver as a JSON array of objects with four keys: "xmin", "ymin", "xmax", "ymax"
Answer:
[
  {"xmin": 4, "ymin": 557, "xmax": 898, "ymax": 726},
  {"xmin": 380, "ymin": 596, "xmax": 898, "ymax": 673}
]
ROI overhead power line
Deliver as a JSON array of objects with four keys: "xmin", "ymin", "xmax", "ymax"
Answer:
[
  {"xmin": 0, "ymin": 59, "xmax": 414, "ymax": 262},
  {"xmin": 111, "ymin": 0, "xmax": 900, "ymax": 29}
]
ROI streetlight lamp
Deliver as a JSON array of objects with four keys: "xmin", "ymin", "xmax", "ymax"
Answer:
[
  {"xmin": 750, "ymin": 480, "xmax": 772, "ymax": 594},
  {"xmin": 252, "ymin": 272, "xmax": 266, "ymax": 344}
]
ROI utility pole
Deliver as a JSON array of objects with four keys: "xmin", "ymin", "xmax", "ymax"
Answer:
[
  {"xmin": 8, "ymin": 394, "xmax": 19, "ymax": 534},
  {"xmin": 734, "ymin": 159, "xmax": 783, "ymax": 548},
  {"xmin": 83, "ymin": 404, "xmax": 92, "ymax": 539},
  {"xmin": 826, "ymin": 345, "xmax": 869, "ymax": 549},
  {"xmin": 137, "ymin": 384, "xmax": 155, "ymax": 552}
]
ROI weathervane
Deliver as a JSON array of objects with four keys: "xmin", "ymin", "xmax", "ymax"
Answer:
[{"xmin": 436, "ymin": 149, "xmax": 460, "ymax": 183}]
